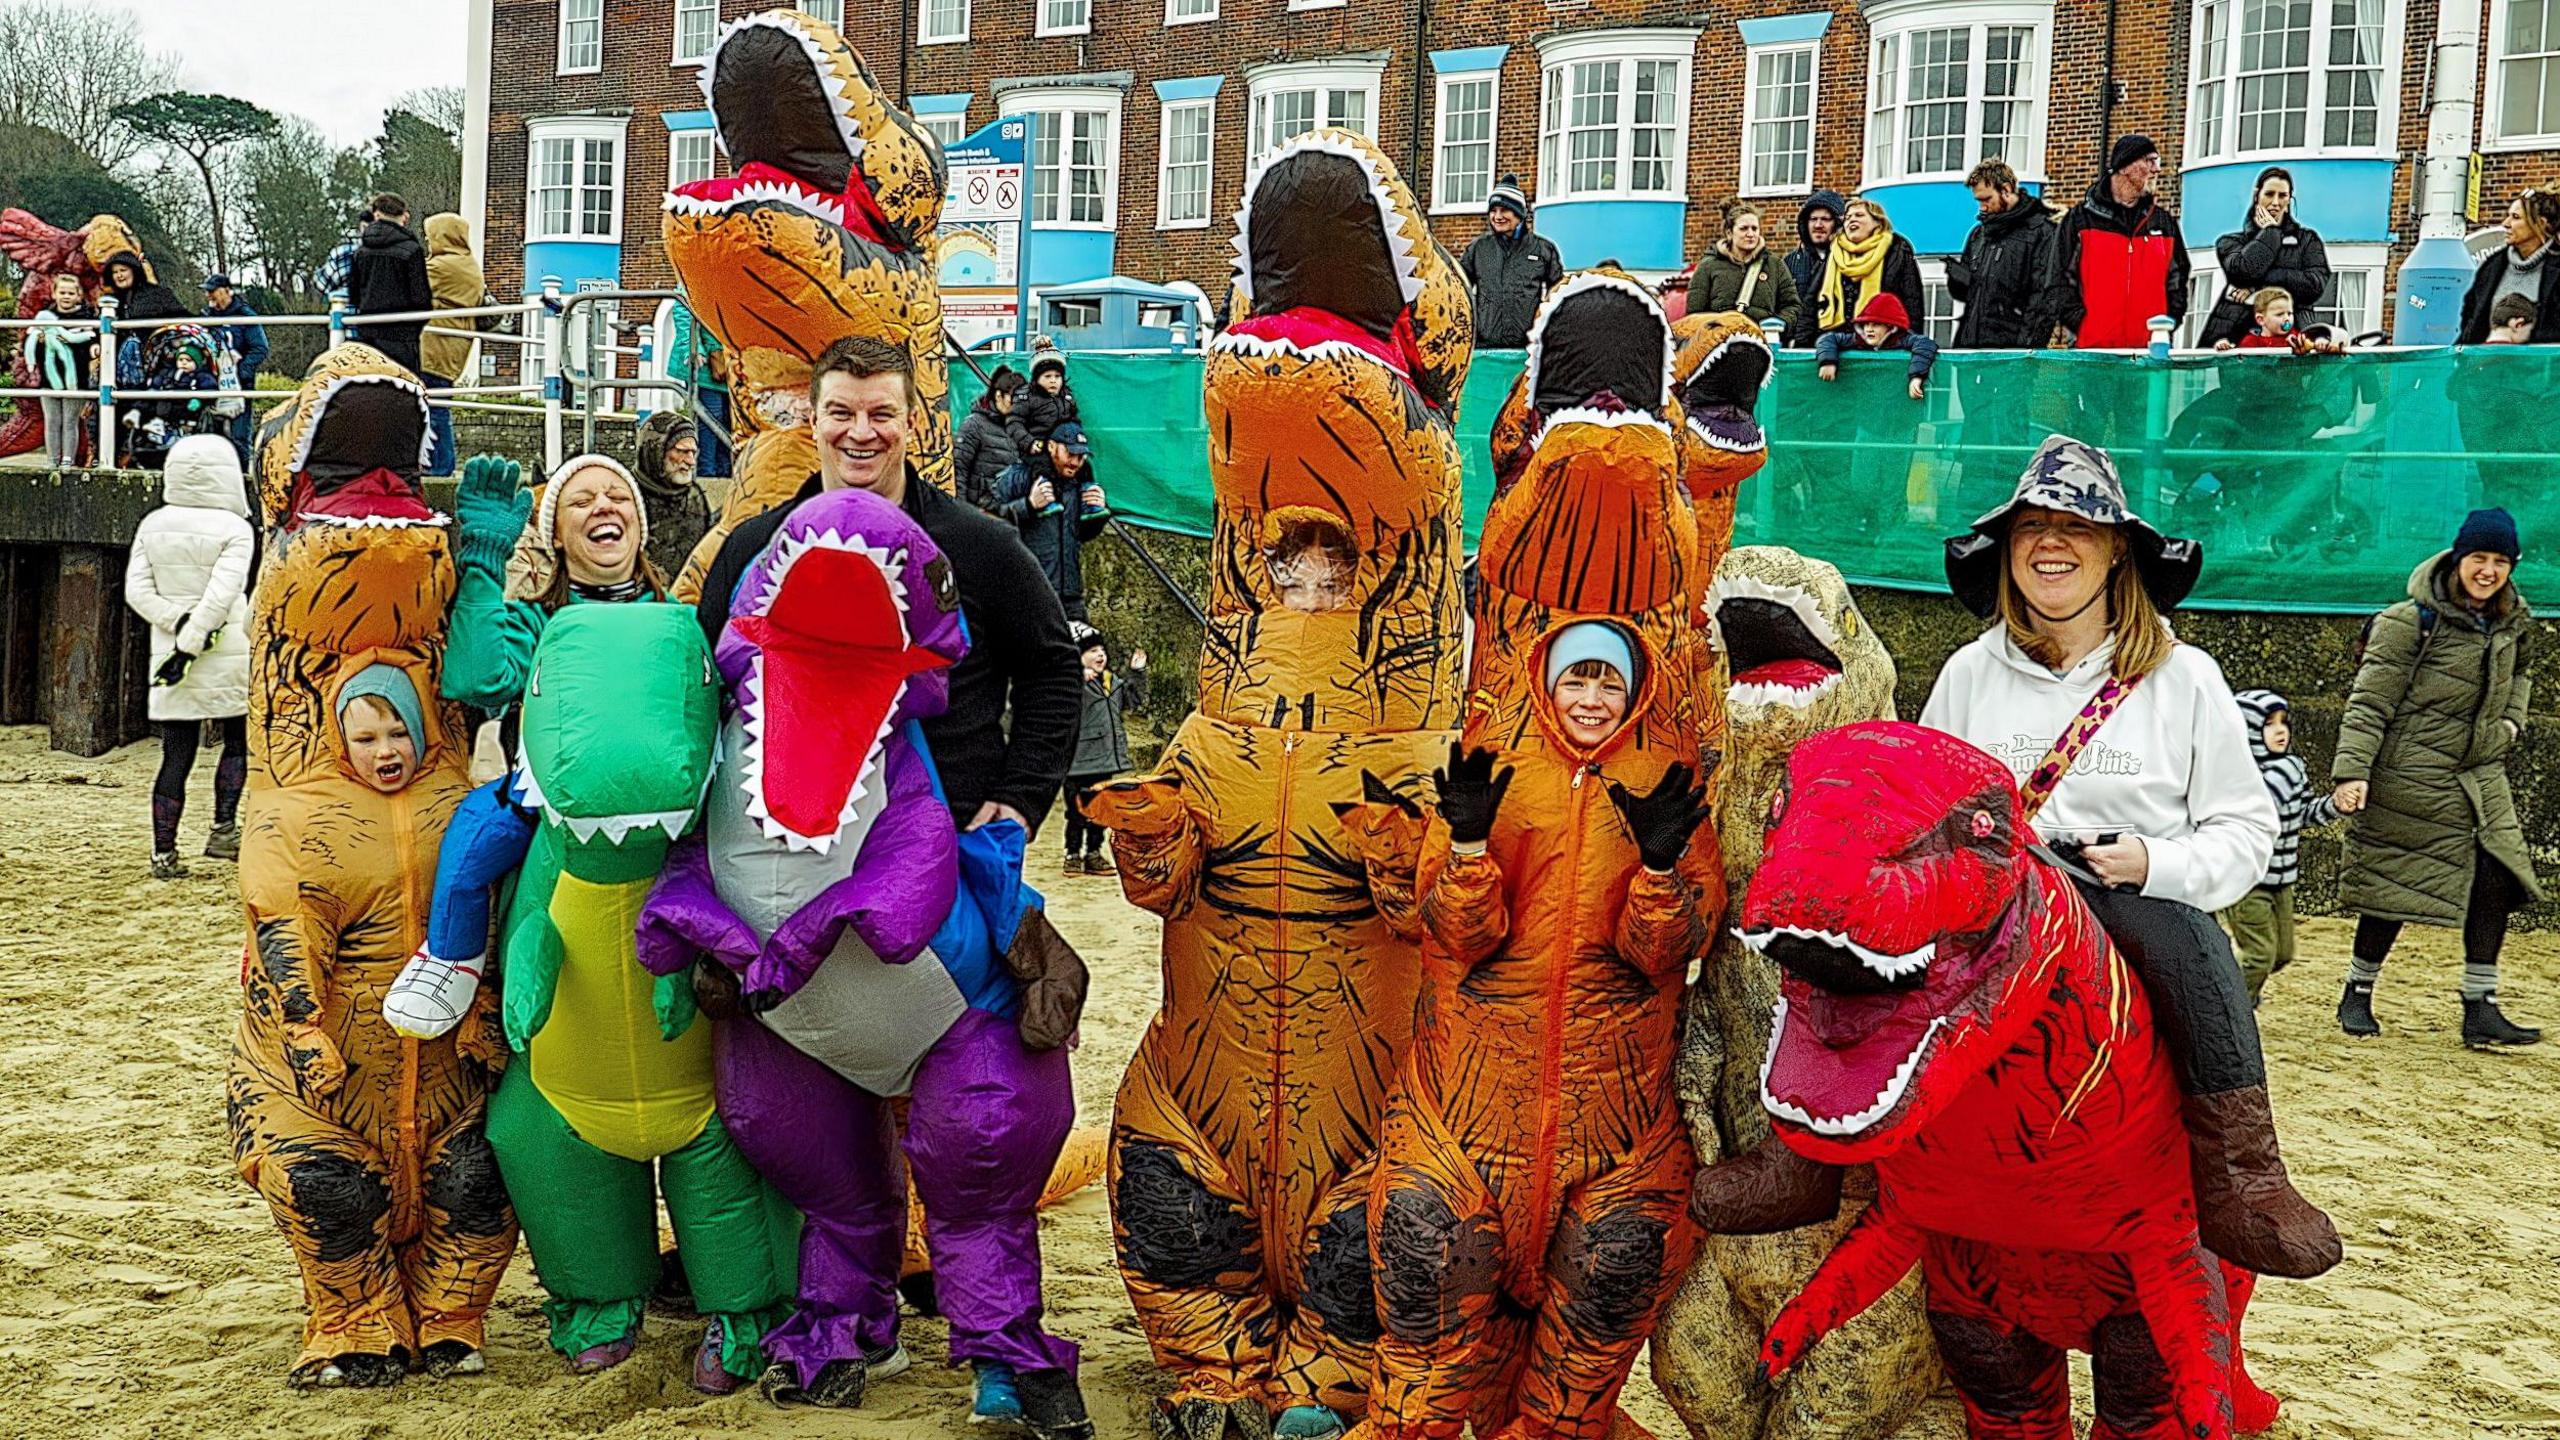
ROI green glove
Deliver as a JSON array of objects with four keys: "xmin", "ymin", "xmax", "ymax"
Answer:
[
  {"xmin": 653, "ymin": 969, "xmax": 699, "ymax": 1041},
  {"xmin": 452, "ymin": 455, "xmax": 530, "ymax": 572}
]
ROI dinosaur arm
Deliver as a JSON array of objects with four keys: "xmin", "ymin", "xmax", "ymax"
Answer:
[
  {"xmin": 1614, "ymin": 863, "xmax": 1710, "ymax": 979},
  {"xmin": 1082, "ymin": 772, "xmax": 1203, "ymax": 919},
  {"xmin": 242, "ymin": 819, "xmax": 349, "ymax": 1097},
  {"xmin": 1760, "ymin": 1194, "xmax": 1927, "ymax": 1380},
  {"xmin": 2127, "ymin": 1236, "xmax": 2238, "ymax": 1440},
  {"xmin": 1420, "ymin": 848, "xmax": 1511, "ymax": 968},
  {"xmin": 635, "ymin": 834, "xmax": 758, "ymax": 977},
  {"xmin": 1334, "ymin": 774, "xmax": 1435, "ymax": 941},
  {"xmin": 751, "ymin": 747, "xmax": 959, "ymax": 997},
  {"xmin": 497, "ymin": 831, "xmax": 568, "ymax": 1050}
]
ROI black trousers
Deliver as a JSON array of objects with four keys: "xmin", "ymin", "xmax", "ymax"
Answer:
[
  {"xmin": 2075, "ymin": 879, "xmax": 2266, "ymax": 1097},
  {"xmin": 1062, "ymin": 772, "xmax": 1112, "ymax": 856},
  {"xmin": 2353, "ymin": 847, "xmax": 2523, "ymax": 972},
  {"xmin": 153, "ymin": 717, "xmax": 247, "ymax": 852}
]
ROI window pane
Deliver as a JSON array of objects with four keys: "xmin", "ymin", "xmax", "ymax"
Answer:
[
  {"xmin": 1748, "ymin": 47, "xmax": 1813, "ymax": 191},
  {"xmin": 581, "ymin": 138, "xmax": 615, "ymax": 236},
  {"xmin": 1032, "ymin": 114, "xmax": 1060, "ymax": 221},
  {"xmin": 926, "ymin": 0, "xmax": 966, "ymax": 39},
  {"xmin": 564, "ymin": 0, "xmax": 601, "ymax": 69},
  {"xmin": 1328, "ymin": 87, "xmax": 1369, "ymax": 134},
  {"xmin": 1869, "ymin": 33, "xmax": 1899, "ymax": 178},
  {"xmin": 669, "ymin": 131, "xmax": 715, "ymax": 187},
  {"xmin": 802, "ymin": 0, "xmax": 845, "ymax": 24},
  {"xmin": 1632, "ymin": 59, "xmax": 1677, "ymax": 192},
  {"xmin": 1902, "ymin": 26, "xmax": 1970, "ymax": 175},
  {"xmin": 1566, "ymin": 61, "xmax": 1619, "ymax": 194},
  {"xmin": 2235, "ymin": 0, "xmax": 2313, "ymax": 150},
  {"xmin": 2321, "ymin": 0, "xmax": 2382, "ymax": 147},
  {"xmin": 1171, "ymin": 0, "xmax": 1215, "ymax": 16},
  {"xmin": 1439, "ymin": 78, "xmax": 1494, "ymax": 208},
  {"xmin": 1165, "ymin": 103, "xmax": 1211, "ymax": 224},
  {"xmin": 676, "ymin": 0, "xmax": 716, "ymax": 61}
]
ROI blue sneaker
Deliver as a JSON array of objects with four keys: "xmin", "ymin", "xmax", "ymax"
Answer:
[
  {"xmin": 972, "ymin": 1361, "xmax": 1023, "ymax": 1427},
  {"xmin": 1274, "ymin": 1404, "xmax": 1346, "ymax": 1440}
]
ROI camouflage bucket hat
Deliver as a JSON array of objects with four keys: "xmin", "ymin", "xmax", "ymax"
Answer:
[{"xmin": 1942, "ymin": 433, "xmax": 2203, "ymax": 619}]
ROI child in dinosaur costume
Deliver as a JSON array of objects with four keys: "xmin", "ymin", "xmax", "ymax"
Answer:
[
  {"xmin": 466, "ymin": 602, "xmax": 796, "ymax": 1390},
  {"xmin": 228, "ymin": 345, "xmax": 516, "ymax": 1388},
  {"xmin": 1351, "ymin": 273, "xmax": 1719, "ymax": 1440},
  {"xmin": 1741, "ymin": 720, "xmax": 2276, "ymax": 1440},
  {"xmin": 1079, "ymin": 129, "xmax": 1474, "ymax": 1440},
  {"xmin": 659, "ymin": 7, "xmax": 952, "ymax": 599}
]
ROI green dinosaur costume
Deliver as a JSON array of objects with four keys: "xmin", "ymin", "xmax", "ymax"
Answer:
[{"xmin": 463, "ymin": 603, "xmax": 797, "ymax": 1376}]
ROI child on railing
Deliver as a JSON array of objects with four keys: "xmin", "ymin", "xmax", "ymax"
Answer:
[
  {"xmin": 2485, "ymin": 294, "xmax": 2537, "ymax": 345},
  {"xmin": 1814, "ymin": 291, "xmax": 1938, "ymax": 400}
]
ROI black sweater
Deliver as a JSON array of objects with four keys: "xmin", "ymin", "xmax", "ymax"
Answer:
[{"xmin": 697, "ymin": 472, "xmax": 1084, "ymax": 834}]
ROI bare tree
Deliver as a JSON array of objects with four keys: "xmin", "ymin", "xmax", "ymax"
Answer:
[
  {"xmin": 0, "ymin": 1, "xmax": 179, "ymax": 171},
  {"xmin": 393, "ymin": 86, "xmax": 466, "ymax": 137}
]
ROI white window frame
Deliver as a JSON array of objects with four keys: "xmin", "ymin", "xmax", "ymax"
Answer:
[
  {"xmin": 1287, "ymin": 0, "xmax": 1347, "ymax": 11},
  {"xmin": 800, "ymin": 0, "xmax": 846, "ymax": 24},
  {"xmin": 1739, "ymin": 39, "xmax": 1820, "ymax": 197},
  {"xmin": 999, "ymin": 87, "xmax": 1123, "ymax": 231},
  {"xmin": 1166, "ymin": 0, "xmax": 1217, "ymax": 25},
  {"xmin": 917, "ymin": 112, "xmax": 968, "ymax": 149},
  {"xmin": 526, "ymin": 116, "xmax": 628, "ymax": 243},
  {"xmin": 1158, "ymin": 98, "xmax": 1216, "ymax": 230},
  {"xmin": 1246, "ymin": 60, "xmax": 1385, "ymax": 166},
  {"xmin": 1534, "ymin": 29, "xmax": 1697, "ymax": 204},
  {"xmin": 1912, "ymin": 257, "xmax": 1963, "ymax": 348},
  {"xmin": 672, "ymin": 0, "xmax": 719, "ymax": 66},
  {"xmin": 557, "ymin": 0, "xmax": 602, "ymax": 75},
  {"xmin": 920, "ymin": 0, "xmax": 969, "ymax": 46},
  {"xmin": 1038, "ymin": 0, "xmax": 1091, "ymax": 39},
  {"xmin": 668, "ymin": 129, "xmax": 717, "ymax": 188},
  {"xmin": 1860, "ymin": 0, "xmax": 2053, "ymax": 187},
  {"xmin": 2184, "ymin": 0, "xmax": 2399, "ymax": 162},
  {"xmin": 1431, "ymin": 69, "xmax": 1501, "ymax": 215},
  {"xmin": 2488, "ymin": 0, "xmax": 2560, "ymax": 149}
]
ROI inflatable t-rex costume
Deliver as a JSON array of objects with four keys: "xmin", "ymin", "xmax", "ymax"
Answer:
[
  {"xmin": 1744, "ymin": 721, "xmax": 2265, "ymax": 1440},
  {"xmin": 660, "ymin": 7, "xmax": 951, "ymax": 599},
  {"xmin": 0, "ymin": 209, "xmax": 139, "ymax": 460},
  {"xmin": 1352, "ymin": 272, "xmax": 1718, "ymax": 1440},
  {"xmin": 1080, "ymin": 129, "xmax": 1472, "ymax": 1437},
  {"xmin": 227, "ymin": 345, "xmax": 516, "ymax": 1385},
  {"xmin": 1650, "ymin": 546, "xmax": 1937, "ymax": 1440},
  {"xmin": 638, "ymin": 487, "xmax": 1087, "ymax": 1408},
  {"xmin": 466, "ymin": 602, "xmax": 796, "ymax": 1384},
  {"xmin": 1663, "ymin": 310, "xmax": 1772, "ymax": 807}
]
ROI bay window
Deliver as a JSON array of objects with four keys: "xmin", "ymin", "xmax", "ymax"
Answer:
[
  {"xmin": 1246, "ymin": 59, "xmax": 1384, "ymax": 166},
  {"xmin": 527, "ymin": 118, "xmax": 626, "ymax": 242},
  {"xmin": 2187, "ymin": 0, "xmax": 2393, "ymax": 161},
  {"xmin": 1534, "ymin": 29, "xmax": 1697, "ymax": 202},
  {"xmin": 1863, "ymin": 2, "xmax": 2050, "ymax": 184}
]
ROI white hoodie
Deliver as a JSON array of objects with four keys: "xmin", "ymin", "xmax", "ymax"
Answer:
[
  {"xmin": 1920, "ymin": 627, "xmax": 2277, "ymax": 912},
  {"xmin": 125, "ymin": 435, "xmax": 256, "ymax": 722}
]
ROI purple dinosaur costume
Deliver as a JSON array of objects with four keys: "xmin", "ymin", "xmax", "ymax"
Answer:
[{"xmin": 637, "ymin": 487, "xmax": 1079, "ymax": 1405}]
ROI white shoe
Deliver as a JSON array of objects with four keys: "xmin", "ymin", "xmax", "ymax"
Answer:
[{"xmin": 384, "ymin": 948, "xmax": 484, "ymax": 1039}]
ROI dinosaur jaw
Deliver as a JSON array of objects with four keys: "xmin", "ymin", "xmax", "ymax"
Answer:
[
  {"xmin": 514, "ymin": 731, "xmax": 719, "ymax": 849},
  {"xmin": 1710, "ymin": 573, "xmax": 1845, "ymax": 719},
  {"xmin": 1680, "ymin": 327, "xmax": 1770, "ymax": 457},
  {"xmin": 1523, "ymin": 271, "xmax": 1674, "ymax": 419}
]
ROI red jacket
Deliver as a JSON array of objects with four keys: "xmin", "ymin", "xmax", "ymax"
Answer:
[{"xmin": 2046, "ymin": 180, "xmax": 2190, "ymax": 350}]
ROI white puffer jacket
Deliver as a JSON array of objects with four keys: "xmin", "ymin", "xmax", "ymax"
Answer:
[{"xmin": 125, "ymin": 435, "xmax": 255, "ymax": 721}]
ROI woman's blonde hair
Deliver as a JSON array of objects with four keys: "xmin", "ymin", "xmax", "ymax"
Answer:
[
  {"xmin": 1846, "ymin": 196, "xmax": 1893, "ymax": 232},
  {"xmin": 1994, "ymin": 524, "xmax": 2175, "ymax": 682}
]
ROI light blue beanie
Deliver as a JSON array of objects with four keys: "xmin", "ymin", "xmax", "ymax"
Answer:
[
  {"xmin": 337, "ymin": 663, "xmax": 426, "ymax": 750},
  {"xmin": 1543, "ymin": 621, "xmax": 1641, "ymax": 694}
]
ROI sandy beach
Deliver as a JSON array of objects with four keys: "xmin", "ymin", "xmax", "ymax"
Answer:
[{"xmin": 2, "ymin": 723, "xmax": 2555, "ymax": 1438}]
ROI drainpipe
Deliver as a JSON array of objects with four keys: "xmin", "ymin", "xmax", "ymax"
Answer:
[
  {"xmin": 899, "ymin": 0, "xmax": 911, "ymax": 111},
  {"xmin": 1410, "ymin": 0, "xmax": 1429, "ymax": 179},
  {"xmin": 2100, "ymin": 0, "xmax": 2119, "ymax": 169},
  {"xmin": 2396, "ymin": 0, "xmax": 2489, "ymax": 343}
]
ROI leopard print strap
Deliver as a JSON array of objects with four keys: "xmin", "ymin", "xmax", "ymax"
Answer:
[{"xmin": 2016, "ymin": 674, "xmax": 2144, "ymax": 823}]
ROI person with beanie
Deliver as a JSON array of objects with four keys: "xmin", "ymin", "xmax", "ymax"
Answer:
[
  {"xmin": 2332, "ymin": 508, "xmax": 2543, "ymax": 1048},
  {"xmin": 1460, "ymin": 174, "xmax": 1565, "ymax": 349},
  {"xmin": 124, "ymin": 434, "xmax": 256, "ymax": 878},
  {"xmin": 2045, "ymin": 133, "xmax": 2191, "ymax": 350},
  {"xmin": 1799, "ymin": 195, "xmax": 1925, "ymax": 347},
  {"xmin": 634, "ymin": 409, "xmax": 713, "ymax": 580},
  {"xmin": 955, "ymin": 365, "xmax": 1027, "ymax": 513},
  {"xmin": 1780, "ymin": 189, "xmax": 1848, "ymax": 347},
  {"xmin": 1014, "ymin": 349, "xmax": 1079, "ymax": 451},
  {"xmin": 2221, "ymin": 690, "xmax": 2344, "ymax": 1003},
  {"xmin": 1814, "ymin": 291, "xmax": 1938, "ymax": 399}
]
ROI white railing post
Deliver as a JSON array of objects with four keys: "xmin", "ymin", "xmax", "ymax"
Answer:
[
  {"xmin": 327, "ymin": 300, "xmax": 347, "ymax": 351},
  {"xmin": 539, "ymin": 277, "xmax": 566, "ymax": 474},
  {"xmin": 95, "ymin": 298, "xmax": 118, "ymax": 466}
]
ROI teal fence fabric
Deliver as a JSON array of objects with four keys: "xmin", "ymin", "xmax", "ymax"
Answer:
[{"xmin": 951, "ymin": 347, "xmax": 2560, "ymax": 613}]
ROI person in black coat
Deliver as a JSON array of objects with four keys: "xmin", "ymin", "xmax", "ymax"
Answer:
[
  {"xmin": 101, "ymin": 250, "xmax": 190, "ymax": 321},
  {"xmin": 1794, "ymin": 195, "xmax": 1925, "ymax": 348},
  {"xmin": 2459, "ymin": 189, "xmax": 2560, "ymax": 344},
  {"xmin": 996, "ymin": 421, "xmax": 1109, "ymax": 623},
  {"xmin": 1014, "ymin": 350, "xmax": 1079, "ymax": 450},
  {"xmin": 1948, "ymin": 160, "xmax": 2059, "ymax": 348},
  {"xmin": 1460, "ymin": 175, "xmax": 1566, "ymax": 348},
  {"xmin": 347, "ymin": 193, "xmax": 435, "ymax": 376},
  {"xmin": 2200, "ymin": 167, "xmax": 2333, "ymax": 347},
  {"xmin": 953, "ymin": 366, "xmax": 1026, "ymax": 513},
  {"xmin": 1780, "ymin": 190, "xmax": 1847, "ymax": 348}
]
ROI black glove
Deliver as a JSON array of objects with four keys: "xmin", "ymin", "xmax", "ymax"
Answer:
[
  {"xmin": 1608, "ymin": 761, "xmax": 1712, "ymax": 872},
  {"xmin": 153, "ymin": 650, "xmax": 193, "ymax": 687},
  {"xmin": 1432, "ymin": 742, "xmax": 1514, "ymax": 846}
]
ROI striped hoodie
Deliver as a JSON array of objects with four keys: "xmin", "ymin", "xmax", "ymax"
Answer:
[{"xmin": 2235, "ymin": 689, "xmax": 2341, "ymax": 887}]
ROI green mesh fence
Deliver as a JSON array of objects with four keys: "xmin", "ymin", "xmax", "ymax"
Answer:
[{"xmin": 953, "ymin": 347, "xmax": 2560, "ymax": 614}]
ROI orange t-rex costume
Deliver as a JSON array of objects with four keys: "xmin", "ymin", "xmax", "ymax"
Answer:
[
  {"xmin": 1352, "ymin": 273, "xmax": 1721, "ymax": 1440},
  {"xmin": 1081, "ymin": 129, "xmax": 1472, "ymax": 1436},
  {"xmin": 227, "ymin": 346, "xmax": 515, "ymax": 1383}
]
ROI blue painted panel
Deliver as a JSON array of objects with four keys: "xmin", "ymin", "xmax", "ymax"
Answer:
[
  {"xmin": 661, "ymin": 108, "xmax": 713, "ymax": 131},
  {"xmin": 1153, "ymin": 75, "xmax": 1225, "ymax": 101},
  {"xmin": 1738, "ymin": 12, "xmax": 1833, "ymax": 45},
  {"xmin": 1024, "ymin": 229, "xmax": 1115, "ymax": 287},
  {"xmin": 1859, "ymin": 181, "xmax": 1993, "ymax": 256},
  {"xmin": 910, "ymin": 92, "xmax": 972, "ymax": 115},
  {"xmin": 2179, "ymin": 158, "xmax": 2396, "ymax": 243},
  {"xmin": 1430, "ymin": 44, "xmax": 1511, "ymax": 75},
  {"xmin": 1534, "ymin": 199, "xmax": 1688, "ymax": 270},
  {"xmin": 522, "ymin": 241, "xmax": 624, "ymax": 294}
]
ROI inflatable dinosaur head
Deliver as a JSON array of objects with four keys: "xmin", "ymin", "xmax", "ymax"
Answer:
[
  {"xmin": 514, "ymin": 604, "xmax": 722, "ymax": 853},
  {"xmin": 663, "ymin": 7, "xmax": 951, "ymax": 510},
  {"xmin": 0, "ymin": 210, "xmax": 136, "ymax": 285},
  {"xmin": 1671, "ymin": 311, "xmax": 1771, "ymax": 504},
  {"xmin": 1738, "ymin": 721, "xmax": 2042, "ymax": 1162},
  {"xmin": 1198, "ymin": 129, "xmax": 1471, "ymax": 732},
  {"xmin": 1705, "ymin": 546, "xmax": 1896, "ymax": 750},
  {"xmin": 253, "ymin": 343, "xmax": 436, "ymax": 537},
  {"xmin": 716, "ymin": 486, "xmax": 964, "ymax": 853}
]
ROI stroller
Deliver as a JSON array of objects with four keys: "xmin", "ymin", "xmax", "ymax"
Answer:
[{"xmin": 119, "ymin": 323, "xmax": 228, "ymax": 470}]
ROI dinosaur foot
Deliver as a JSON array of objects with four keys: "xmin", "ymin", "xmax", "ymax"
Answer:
[{"xmin": 1151, "ymin": 1378, "xmax": 1274, "ymax": 1440}]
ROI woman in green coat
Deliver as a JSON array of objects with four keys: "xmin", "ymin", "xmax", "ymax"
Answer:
[{"xmin": 2332, "ymin": 507, "xmax": 2543, "ymax": 1048}]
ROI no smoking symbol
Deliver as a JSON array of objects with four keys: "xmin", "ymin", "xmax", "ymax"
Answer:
[{"xmin": 967, "ymin": 175, "xmax": 990, "ymax": 204}]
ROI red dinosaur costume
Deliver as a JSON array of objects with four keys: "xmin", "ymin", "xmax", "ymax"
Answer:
[
  {"xmin": 1742, "ymin": 721, "xmax": 2277, "ymax": 1440},
  {"xmin": 0, "ymin": 209, "xmax": 136, "ymax": 462}
]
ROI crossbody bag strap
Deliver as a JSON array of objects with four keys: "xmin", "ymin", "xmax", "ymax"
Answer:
[{"xmin": 2017, "ymin": 672, "xmax": 2146, "ymax": 823}]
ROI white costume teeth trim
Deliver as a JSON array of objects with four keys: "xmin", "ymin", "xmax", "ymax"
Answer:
[
  {"xmin": 1738, "ymin": 924, "xmax": 1937, "ymax": 981},
  {"xmin": 1536, "ymin": 404, "xmax": 1676, "ymax": 442},
  {"xmin": 1705, "ymin": 571, "xmax": 1846, "ymax": 669},
  {"xmin": 663, "ymin": 180, "xmax": 849, "ymax": 226},
  {"xmin": 1759, "ymin": 994, "xmax": 1949, "ymax": 1137},
  {"xmin": 1202, "ymin": 331, "xmax": 1401, "ymax": 376},
  {"xmin": 286, "ymin": 372, "xmax": 435, "ymax": 475},
  {"xmin": 697, "ymin": 11, "xmax": 870, "ymax": 182},
  {"xmin": 1229, "ymin": 130, "xmax": 1425, "ymax": 310},
  {"xmin": 733, "ymin": 526, "xmax": 915, "ymax": 854},
  {"xmin": 1521, "ymin": 271, "xmax": 1676, "ymax": 416}
]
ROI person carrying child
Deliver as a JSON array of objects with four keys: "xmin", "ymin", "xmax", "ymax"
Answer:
[
  {"xmin": 24, "ymin": 272, "xmax": 99, "ymax": 468},
  {"xmin": 1815, "ymin": 291, "xmax": 1937, "ymax": 400},
  {"xmin": 2222, "ymin": 690, "xmax": 2342, "ymax": 1003},
  {"xmin": 996, "ymin": 422, "xmax": 1109, "ymax": 622},
  {"xmin": 1061, "ymin": 624, "xmax": 1146, "ymax": 876},
  {"xmin": 1015, "ymin": 349, "xmax": 1078, "ymax": 450},
  {"xmin": 125, "ymin": 435, "xmax": 256, "ymax": 878}
]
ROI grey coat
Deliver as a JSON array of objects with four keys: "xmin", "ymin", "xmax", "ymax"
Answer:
[
  {"xmin": 2335, "ymin": 552, "xmax": 2544, "ymax": 924},
  {"xmin": 1069, "ymin": 663, "xmax": 1147, "ymax": 778}
]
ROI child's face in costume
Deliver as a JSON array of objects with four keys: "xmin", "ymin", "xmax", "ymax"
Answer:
[
  {"xmin": 343, "ymin": 696, "xmax": 419, "ymax": 793},
  {"xmin": 2262, "ymin": 711, "xmax": 2291, "ymax": 755},
  {"xmin": 1554, "ymin": 665, "xmax": 1629, "ymax": 750}
]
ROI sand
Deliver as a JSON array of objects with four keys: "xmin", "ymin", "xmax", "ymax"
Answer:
[{"xmin": 2, "ymin": 723, "xmax": 2555, "ymax": 1438}]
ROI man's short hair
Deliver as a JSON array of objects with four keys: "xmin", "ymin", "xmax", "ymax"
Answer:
[
  {"xmin": 810, "ymin": 335, "xmax": 919, "ymax": 409},
  {"xmin": 2492, "ymin": 292, "xmax": 2539, "ymax": 328},
  {"xmin": 371, "ymin": 192, "xmax": 409, "ymax": 220},
  {"xmin": 1966, "ymin": 159, "xmax": 2018, "ymax": 192},
  {"xmin": 2251, "ymin": 286, "xmax": 2293, "ymax": 314}
]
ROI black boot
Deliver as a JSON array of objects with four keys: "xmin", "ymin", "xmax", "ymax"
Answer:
[
  {"xmin": 2337, "ymin": 980, "xmax": 2380, "ymax": 1037},
  {"xmin": 1688, "ymin": 1133, "xmax": 1843, "ymax": 1234},
  {"xmin": 1016, "ymin": 1367, "xmax": 1096, "ymax": 1440},
  {"xmin": 2462, "ymin": 993, "xmax": 2542, "ymax": 1049}
]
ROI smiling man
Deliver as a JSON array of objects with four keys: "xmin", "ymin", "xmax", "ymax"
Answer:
[{"xmin": 695, "ymin": 337, "xmax": 1082, "ymax": 838}]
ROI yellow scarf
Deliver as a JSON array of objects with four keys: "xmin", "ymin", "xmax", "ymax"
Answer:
[{"xmin": 1818, "ymin": 225, "xmax": 1895, "ymax": 331}]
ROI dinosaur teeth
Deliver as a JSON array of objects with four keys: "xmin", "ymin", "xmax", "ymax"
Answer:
[
  {"xmin": 1737, "ymin": 925, "xmax": 1934, "ymax": 980},
  {"xmin": 1727, "ymin": 673, "xmax": 1842, "ymax": 716},
  {"xmin": 1523, "ymin": 271, "xmax": 1675, "ymax": 411},
  {"xmin": 1760, "ymin": 997, "xmax": 1948, "ymax": 1138}
]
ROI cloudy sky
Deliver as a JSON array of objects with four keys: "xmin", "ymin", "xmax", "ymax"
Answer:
[{"xmin": 131, "ymin": 0, "xmax": 469, "ymax": 145}]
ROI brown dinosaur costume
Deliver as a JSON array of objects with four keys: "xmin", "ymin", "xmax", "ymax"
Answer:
[
  {"xmin": 227, "ymin": 346, "xmax": 515, "ymax": 1384},
  {"xmin": 1081, "ymin": 129, "xmax": 1472, "ymax": 1437},
  {"xmin": 660, "ymin": 7, "xmax": 952, "ymax": 602}
]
